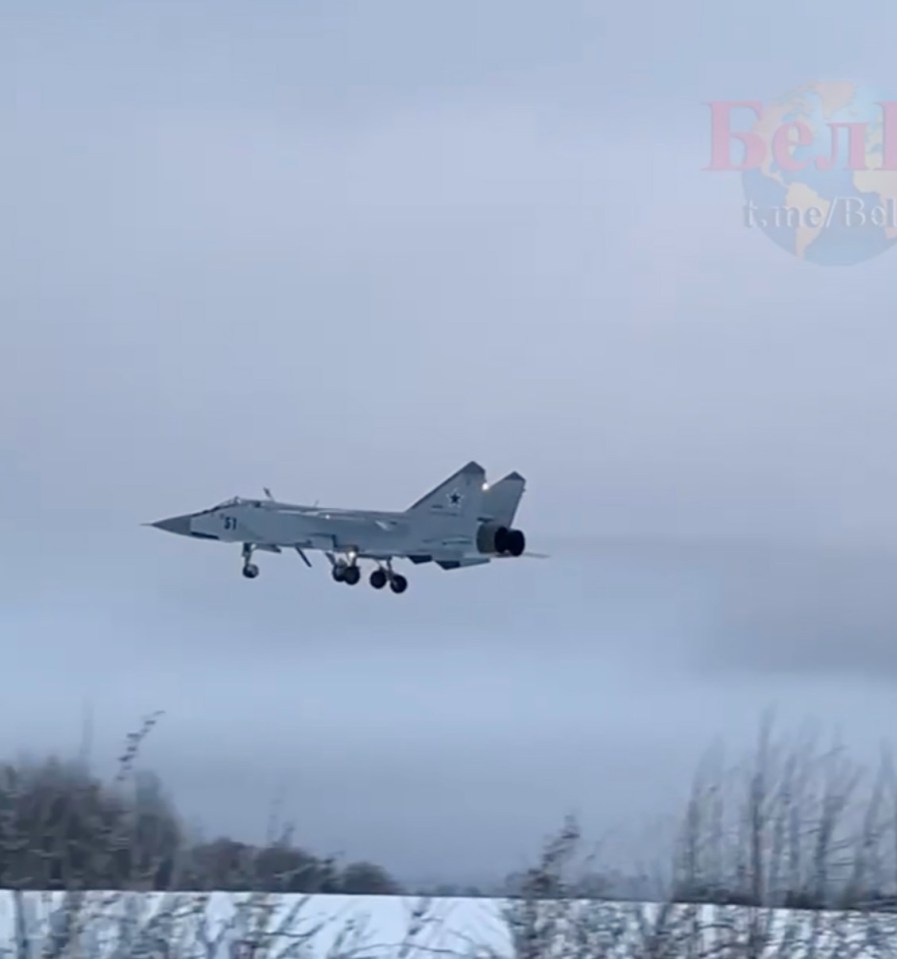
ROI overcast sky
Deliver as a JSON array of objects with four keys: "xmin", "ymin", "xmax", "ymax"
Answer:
[{"xmin": 5, "ymin": 1, "xmax": 897, "ymax": 885}]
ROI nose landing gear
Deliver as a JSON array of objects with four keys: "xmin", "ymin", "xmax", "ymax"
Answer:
[{"xmin": 242, "ymin": 544, "xmax": 260, "ymax": 579}]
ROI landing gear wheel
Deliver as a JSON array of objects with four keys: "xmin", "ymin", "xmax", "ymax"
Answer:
[
  {"xmin": 389, "ymin": 574, "xmax": 408, "ymax": 594},
  {"xmin": 331, "ymin": 564, "xmax": 347, "ymax": 583},
  {"xmin": 370, "ymin": 568, "xmax": 388, "ymax": 590},
  {"xmin": 343, "ymin": 565, "xmax": 361, "ymax": 586},
  {"xmin": 242, "ymin": 563, "xmax": 259, "ymax": 579}
]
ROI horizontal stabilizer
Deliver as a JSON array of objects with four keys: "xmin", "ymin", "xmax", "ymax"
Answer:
[
  {"xmin": 493, "ymin": 550, "xmax": 549, "ymax": 559},
  {"xmin": 437, "ymin": 556, "xmax": 491, "ymax": 570}
]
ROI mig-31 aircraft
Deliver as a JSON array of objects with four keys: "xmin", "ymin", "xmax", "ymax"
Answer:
[{"xmin": 146, "ymin": 461, "xmax": 539, "ymax": 594}]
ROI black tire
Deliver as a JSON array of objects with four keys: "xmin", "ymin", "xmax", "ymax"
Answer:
[
  {"xmin": 390, "ymin": 574, "xmax": 408, "ymax": 594},
  {"xmin": 343, "ymin": 565, "xmax": 361, "ymax": 585},
  {"xmin": 370, "ymin": 568, "xmax": 388, "ymax": 589},
  {"xmin": 331, "ymin": 564, "xmax": 346, "ymax": 582},
  {"xmin": 242, "ymin": 563, "xmax": 259, "ymax": 579},
  {"xmin": 507, "ymin": 529, "xmax": 525, "ymax": 557}
]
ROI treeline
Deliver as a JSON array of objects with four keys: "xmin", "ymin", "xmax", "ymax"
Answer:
[
  {"xmin": 9, "ymin": 712, "xmax": 897, "ymax": 914},
  {"xmin": 499, "ymin": 718, "xmax": 897, "ymax": 914},
  {"xmin": 0, "ymin": 756, "xmax": 401, "ymax": 894}
]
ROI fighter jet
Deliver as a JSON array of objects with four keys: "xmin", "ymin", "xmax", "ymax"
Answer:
[{"xmin": 145, "ymin": 461, "xmax": 537, "ymax": 594}]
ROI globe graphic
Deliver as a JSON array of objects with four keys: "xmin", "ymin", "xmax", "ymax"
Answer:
[{"xmin": 741, "ymin": 81, "xmax": 897, "ymax": 265}]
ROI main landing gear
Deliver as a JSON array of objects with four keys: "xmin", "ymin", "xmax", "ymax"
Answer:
[
  {"xmin": 331, "ymin": 561, "xmax": 361, "ymax": 585},
  {"xmin": 369, "ymin": 567, "xmax": 407, "ymax": 593},
  {"xmin": 331, "ymin": 557, "xmax": 408, "ymax": 593},
  {"xmin": 239, "ymin": 543, "xmax": 408, "ymax": 593}
]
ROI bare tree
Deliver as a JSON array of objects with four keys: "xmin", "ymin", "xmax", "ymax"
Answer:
[
  {"xmin": 492, "ymin": 716, "xmax": 897, "ymax": 959},
  {"xmin": 0, "ymin": 713, "xmax": 436, "ymax": 959},
  {"xmin": 11, "ymin": 713, "xmax": 897, "ymax": 957}
]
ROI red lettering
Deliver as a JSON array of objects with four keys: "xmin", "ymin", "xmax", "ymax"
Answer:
[
  {"xmin": 816, "ymin": 122, "xmax": 869, "ymax": 171},
  {"xmin": 876, "ymin": 101, "xmax": 897, "ymax": 170},
  {"xmin": 705, "ymin": 101, "xmax": 765, "ymax": 171},
  {"xmin": 772, "ymin": 121, "xmax": 812, "ymax": 172}
]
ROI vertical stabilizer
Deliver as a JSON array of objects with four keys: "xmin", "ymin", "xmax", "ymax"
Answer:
[
  {"xmin": 480, "ymin": 471, "xmax": 526, "ymax": 527},
  {"xmin": 405, "ymin": 461, "xmax": 487, "ymax": 522}
]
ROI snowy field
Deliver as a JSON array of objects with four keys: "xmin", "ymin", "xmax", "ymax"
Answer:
[{"xmin": 3, "ymin": 890, "xmax": 897, "ymax": 957}]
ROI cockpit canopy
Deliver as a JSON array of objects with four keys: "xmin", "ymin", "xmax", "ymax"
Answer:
[{"xmin": 193, "ymin": 496, "xmax": 247, "ymax": 517}]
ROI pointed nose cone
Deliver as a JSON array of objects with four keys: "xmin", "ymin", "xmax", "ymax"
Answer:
[{"xmin": 148, "ymin": 514, "xmax": 193, "ymax": 535}]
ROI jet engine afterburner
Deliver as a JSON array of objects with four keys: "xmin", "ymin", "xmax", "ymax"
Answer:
[{"xmin": 476, "ymin": 522, "xmax": 526, "ymax": 557}]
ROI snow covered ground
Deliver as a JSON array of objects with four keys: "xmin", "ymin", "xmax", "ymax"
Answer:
[{"xmin": 1, "ymin": 890, "xmax": 897, "ymax": 957}]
